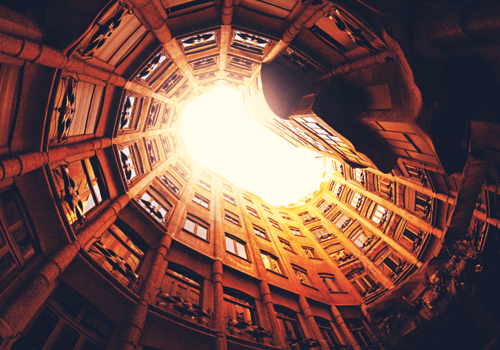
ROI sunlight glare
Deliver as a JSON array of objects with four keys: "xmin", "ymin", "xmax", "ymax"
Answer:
[{"xmin": 179, "ymin": 87, "xmax": 325, "ymax": 206}]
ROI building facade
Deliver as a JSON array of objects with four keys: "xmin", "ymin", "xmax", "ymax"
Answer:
[{"xmin": 0, "ymin": 0, "xmax": 500, "ymax": 349}]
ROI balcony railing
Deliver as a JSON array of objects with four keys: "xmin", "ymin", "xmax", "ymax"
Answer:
[
  {"xmin": 156, "ymin": 293, "xmax": 212, "ymax": 327},
  {"xmin": 226, "ymin": 317, "xmax": 273, "ymax": 344}
]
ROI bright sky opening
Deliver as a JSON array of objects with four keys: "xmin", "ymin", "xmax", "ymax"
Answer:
[{"xmin": 179, "ymin": 86, "xmax": 325, "ymax": 206}]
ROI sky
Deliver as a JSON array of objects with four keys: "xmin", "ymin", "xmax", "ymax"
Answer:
[{"xmin": 178, "ymin": 87, "xmax": 325, "ymax": 206}]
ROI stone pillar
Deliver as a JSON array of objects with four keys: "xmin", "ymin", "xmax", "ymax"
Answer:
[
  {"xmin": 330, "ymin": 304, "xmax": 361, "ymax": 350},
  {"xmin": 473, "ymin": 210, "xmax": 500, "ymax": 229},
  {"xmin": 0, "ymin": 194, "xmax": 130, "ymax": 343},
  {"xmin": 360, "ymin": 303, "xmax": 373, "ymax": 323},
  {"xmin": 298, "ymin": 295, "xmax": 329, "ymax": 350},
  {"xmin": 330, "ymin": 173, "xmax": 443, "ymax": 238},
  {"xmin": 128, "ymin": 0, "xmax": 172, "ymax": 44},
  {"xmin": 222, "ymin": 0, "xmax": 234, "ymax": 25},
  {"xmin": 260, "ymin": 281, "xmax": 287, "ymax": 349},
  {"xmin": 119, "ymin": 234, "xmax": 172, "ymax": 350},
  {"xmin": 0, "ymin": 137, "xmax": 111, "ymax": 180},
  {"xmin": 211, "ymin": 259, "xmax": 226, "ymax": 350}
]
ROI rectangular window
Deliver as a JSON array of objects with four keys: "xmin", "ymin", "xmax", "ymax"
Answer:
[
  {"xmin": 350, "ymin": 192, "xmax": 365, "ymax": 211},
  {"xmin": 145, "ymin": 137, "xmax": 160, "ymax": 168},
  {"xmin": 262, "ymin": 204, "xmax": 272, "ymax": 213},
  {"xmin": 246, "ymin": 206, "xmax": 259, "ymax": 218},
  {"xmin": 223, "ymin": 292, "xmax": 255, "ymax": 338},
  {"xmin": 299, "ymin": 212, "xmax": 316, "ymax": 224},
  {"xmin": 331, "ymin": 182, "xmax": 344, "ymax": 198},
  {"xmin": 290, "ymin": 227, "xmax": 302, "ymax": 236},
  {"xmin": 223, "ymin": 193, "xmax": 235, "ymax": 205},
  {"xmin": 222, "ymin": 183, "xmax": 233, "ymax": 192},
  {"xmin": 138, "ymin": 191, "xmax": 171, "ymax": 225},
  {"xmin": 224, "ymin": 211, "xmax": 240, "ymax": 226},
  {"xmin": 193, "ymin": 193, "xmax": 210, "ymax": 209},
  {"xmin": 158, "ymin": 265, "xmax": 202, "ymax": 316},
  {"xmin": 404, "ymin": 163, "xmax": 430, "ymax": 188},
  {"xmin": 281, "ymin": 212, "xmax": 292, "ymax": 220},
  {"xmin": 161, "ymin": 134, "xmax": 171, "ymax": 155},
  {"xmin": 198, "ymin": 179, "xmax": 211, "ymax": 191},
  {"xmin": 350, "ymin": 228, "xmax": 369, "ymax": 250},
  {"xmin": 332, "ymin": 213, "xmax": 352, "ymax": 232},
  {"xmin": 201, "ymin": 170, "xmax": 212, "ymax": 179},
  {"xmin": 346, "ymin": 320, "xmax": 373, "ymax": 349},
  {"xmin": 261, "ymin": 252, "xmax": 282, "ymax": 274},
  {"xmin": 317, "ymin": 200, "xmax": 333, "ymax": 214},
  {"xmin": 320, "ymin": 274, "xmax": 344, "ymax": 293},
  {"xmin": 372, "ymin": 205, "xmax": 390, "ymax": 227},
  {"xmin": 268, "ymin": 218, "xmax": 281, "ymax": 229},
  {"xmin": 310, "ymin": 226, "xmax": 332, "ymax": 241},
  {"xmin": 253, "ymin": 225, "xmax": 267, "ymax": 239},
  {"xmin": 0, "ymin": 189, "xmax": 36, "ymax": 288},
  {"xmin": 183, "ymin": 215, "xmax": 209, "ymax": 241},
  {"xmin": 172, "ymin": 162, "xmax": 188, "ymax": 181},
  {"xmin": 302, "ymin": 247, "xmax": 317, "ymax": 259},
  {"xmin": 159, "ymin": 172, "xmax": 182, "ymax": 196},
  {"xmin": 119, "ymin": 94, "xmax": 143, "ymax": 131},
  {"xmin": 225, "ymin": 235, "xmax": 248, "ymax": 260},
  {"xmin": 145, "ymin": 100, "xmax": 162, "ymax": 129},
  {"xmin": 292, "ymin": 265, "xmax": 313, "ymax": 287},
  {"xmin": 352, "ymin": 168, "xmax": 365, "ymax": 185},
  {"xmin": 377, "ymin": 176, "xmax": 393, "ymax": 199},
  {"xmin": 279, "ymin": 238, "xmax": 293, "ymax": 252},
  {"xmin": 119, "ymin": 144, "xmax": 142, "ymax": 183},
  {"xmin": 53, "ymin": 156, "xmax": 106, "ymax": 225},
  {"xmin": 243, "ymin": 194, "xmax": 253, "ymax": 203}
]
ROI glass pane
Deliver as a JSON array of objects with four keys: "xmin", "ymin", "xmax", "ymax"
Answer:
[
  {"xmin": 0, "ymin": 251, "xmax": 17, "ymax": 284},
  {"xmin": 197, "ymin": 226, "xmax": 208, "ymax": 240},
  {"xmin": 11, "ymin": 225, "xmax": 34, "ymax": 260},
  {"xmin": 236, "ymin": 242, "xmax": 247, "ymax": 259},
  {"xmin": 12, "ymin": 308, "xmax": 59, "ymax": 350},
  {"xmin": 51, "ymin": 324, "xmax": 79, "ymax": 350},
  {"xmin": 80, "ymin": 339, "xmax": 102, "ymax": 350},
  {"xmin": 0, "ymin": 190, "xmax": 21, "ymax": 227},
  {"xmin": 225, "ymin": 237, "xmax": 235, "ymax": 254},
  {"xmin": 184, "ymin": 218, "xmax": 196, "ymax": 233}
]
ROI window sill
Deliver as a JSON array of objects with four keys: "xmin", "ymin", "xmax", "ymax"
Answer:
[
  {"xmin": 181, "ymin": 228, "xmax": 209, "ymax": 243},
  {"xmin": 300, "ymin": 283, "xmax": 318, "ymax": 291},
  {"xmin": 308, "ymin": 257, "xmax": 323, "ymax": 261},
  {"xmin": 265, "ymin": 269, "xmax": 288, "ymax": 279},
  {"xmin": 226, "ymin": 251, "xmax": 251, "ymax": 263}
]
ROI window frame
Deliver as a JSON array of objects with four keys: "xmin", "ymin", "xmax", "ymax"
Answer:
[
  {"xmin": 198, "ymin": 179, "xmax": 212, "ymax": 192},
  {"xmin": 246, "ymin": 206, "xmax": 260, "ymax": 218},
  {"xmin": 224, "ymin": 211, "xmax": 240, "ymax": 226},
  {"xmin": 261, "ymin": 251, "xmax": 283, "ymax": 275},
  {"xmin": 183, "ymin": 215, "xmax": 209, "ymax": 241},
  {"xmin": 291, "ymin": 264, "xmax": 314, "ymax": 288},
  {"xmin": 319, "ymin": 273, "xmax": 345, "ymax": 293},
  {"xmin": 279, "ymin": 238, "xmax": 294, "ymax": 253},
  {"xmin": 225, "ymin": 234, "xmax": 249, "ymax": 260},
  {"xmin": 223, "ymin": 193, "xmax": 236, "ymax": 205},
  {"xmin": 268, "ymin": 217, "xmax": 281, "ymax": 230},
  {"xmin": 193, "ymin": 193, "xmax": 210, "ymax": 210},
  {"xmin": 253, "ymin": 225, "xmax": 268, "ymax": 240}
]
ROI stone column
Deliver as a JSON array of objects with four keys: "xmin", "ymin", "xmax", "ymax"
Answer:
[
  {"xmin": 260, "ymin": 281, "xmax": 287, "ymax": 349},
  {"xmin": 330, "ymin": 304, "xmax": 361, "ymax": 350},
  {"xmin": 222, "ymin": 0, "xmax": 234, "ymax": 25},
  {"xmin": 0, "ymin": 137, "xmax": 111, "ymax": 180},
  {"xmin": 212, "ymin": 259, "xmax": 226, "ymax": 350},
  {"xmin": 128, "ymin": 0, "xmax": 172, "ymax": 44},
  {"xmin": 0, "ymin": 194, "xmax": 130, "ymax": 343},
  {"xmin": 119, "ymin": 234, "xmax": 172, "ymax": 350},
  {"xmin": 298, "ymin": 295, "xmax": 329, "ymax": 350}
]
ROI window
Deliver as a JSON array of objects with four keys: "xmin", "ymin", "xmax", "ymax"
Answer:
[
  {"xmin": 299, "ymin": 212, "xmax": 316, "ymax": 224},
  {"xmin": 159, "ymin": 172, "xmax": 182, "ymax": 196},
  {"xmin": 403, "ymin": 163, "xmax": 429, "ymax": 188},
  {"xmin": 253, "ymin": 225, "xmax": 267, "ymax": 239},
  {"xmin": 159, "ymin": 265, "xmax": 201, "ymax": 315},
  {"xmin": 223, "ymin": 193, "xmax": 235, "ymax": 205},
  {"xmin": 89, "ymin": 222, "xmax": 145, "ymax": 289},
  {"xmin": 268, "ymin": 218, "xmax": 281, "ymax": 230},
  {"xmin": 161, "ymin": 134, "xmax": 171, "ymax": 155},
  {"xmin": 138, "ymin": 192, "xmax": 171, "ymax": 225},
  {"xmin": 371, "ymin": 205, "xmax": 390, "ymax": 227},
  {"xmin": 223, "ymin": 291, "xmax": 256, "ymax": 340},
  {"xmin": 316, "ymin": 317, "xmax": 341, "ymax": 349},
  {"xmin": 246, "ymin": 206, "xmax": 259, "ymax": 218},
  {"xmin": 198, "ymin": 179, "xmax": 211, "ymax": 191},
  {"xmin": 377, "ymin": 176, "xmax": 393, "ymax": 200},
  {"xmin": 276, "ymin": 307, "xmax": 304, "ymax": 346},
  {"xmin": 332, "ymin": 213, "xmax": 352, "ymax": 232},
  {"xmin": 302, "ymin": 247, "xmax": 317, "ymax": 259},
  {"xmin": 262, "ymin": 204, "xmax": 272, "ymax": 213},
  {"xmin": 224, "ymin": 211, "xmax": 240, "ymax": 225},
  {"xmin": 119, "ymin": 94, "xmax": 143, "ymax": 131},
  {"xmin": 351, "ymin": 168, "xmax": 365, "ymax": 185},
  {"xmin": 119, "ymin": 144, "xmax": 142, "ymax": 183},
  {"xmin": 145, "ymin": 137, "xmax": 160, "ymax": 168},
  {"xmin": 331, "ymin": 182, "xmax": 344, "ymax": 198},
  {"xmin": 13, "ymin": 286, "xmax": 112, "ymax": 350},
  {"xmin": 136, "ymin": 49, "xmax": 171, "ymax": 85},
  {"xmin": 310, "ymin": 226, "xmax": 332, "ymax": 241},
  {"xmin": 53, "ymin": 156, "xmax": 106, "ymax": 225},
  {"xmin": 292, "ymin": 265, "xmax": 313, "ymax": 287},
  {"xmin": 317, "ymin": 200, "xmax": 333, "ymax": 214},
  {"xmin": 222, "ymin": 183, "xmax": 233, "ymax": 192},
  {"xmin": 415, "ymin": 191, "xmax": 432, "ymax": 218},
  {"xmin": 261, "ymin": 252, "xmax": 282, "ymax": 274},
  {"xmin": 289, "ymin": 227, "xmax": 302, "ymax": 236},
  {"xmin": 243, "ymin": 194, "xmax": 253, "ymax": 203},
  {"xmin": 193, "ymin": 193, "xmax": 210, "ymax": 209},
  {"xmin": 346, "ymin": 320, "xmax": 373, "ymax": 349},
  {"xmin": 172, "ymin": 162, "xmax": 188, "ymax": 181},
  {"xmin": 279, "ymin": 238, "xmax": 294, "ymax": 252},
  {"xmin": 319, "ymin": 274, "xmax": 344, "ymax": 293},
  {"xmin": 350, "ymin": 192, "xmax": 365, "ymax": 211},
  {"xmin": 183, "ymin": 215, "xmax": 209, "ymax": 240},
  {"xmin": 346, "ymin": 268, "xmax": 378, "ymax": 296},
  {"xmin": 0, "ymin": 189, "xmax": 36, "ymax": 288},
  {"xmin": 326, "ymin": 243, "xmax": 352, "ymax": 264},
  {"xmin": 201, "ymin": 170, "xmax": 212, "ymax": 179},
  {"xmin": 225, "ymin": 235, "xmax": 248, "ymax": 260},
  {"xmin": 281, "ymin": 212, "xmax": 292, "ymax": 220},
  {"xmin": 145, "ymin": 100, "xmax": 162, "ymax": 129}
]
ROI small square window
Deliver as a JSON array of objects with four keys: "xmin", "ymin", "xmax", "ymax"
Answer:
[
  {"xmin": 261, "ymin": 251, "xmax": 282, "ymax": 274},
  {"xmin": 332, "ymin": 213, "xmax": 352, "ymax": 232},
  {"xmin": 159, "ymin": 172, "xmax": 182, "ymax": 196},
  {"xmin": 247, "ymin": 206, "xmax": 259, "ymax": 218},
  {"xmin": 138, "ymin": 191, "xmax": 171, "ymax": 226},
  {"xmin": 289, "ymin": 227, "xmax": 302, "ymax": 236},
  {"xmin": 299, "ymin": 212, "xmax": 316, "ymax": 224},
  {"xmin": 253, "ymin": 225, "xmax": 267, "ymax": 239},
  {"xmin": 183, "ymin": 215, "xmax": 209, "ymax": 240},
  {"xmin": 302, "ymin": 247, "xmax": 318, "ymax": 259},
  {"xmin": 268, "ymin": 218, "xmax": 281, "ymax": 230},
  {"xmin": 224, "ymin": 211, "xmax": 240, "ymax": 225},
  {"xmin": 225, "ymin": 235, "xmax": 248, "ymax": 260},
  {"xmin": 292, "ymin": 265, "xmax": 313, "ymax": 287},
  {"xmin": 320, "ymin": 274, "xmax": 344, "ymax": 293},
  {"xmin": 223, "ymin": 193, "xmax": 236, "ymax": 205},
  {"xmin": 193, "ymin": 193, "xmax": 210, "ymax": 209},
  {"xmin": 317, "ymin": 200, "xmax": 333, "ymax": 214},
  {"xmin": 198, "ymin": 179, "xmax": 212, "ymax": 191},
  {"xmin": 279, "ymin": 238, "xmax": 293, "ymax": 252}
]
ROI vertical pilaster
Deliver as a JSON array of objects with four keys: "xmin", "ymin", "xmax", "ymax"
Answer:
[
  {"xmin": 330, "ymin": 304, "xmax": 361, "ymax": 350},
  {"xmin": 212, "ymin": 259, "xmax": 227, "ymax": 350},
  {"xmin": 260, "ymin": 281, "xmax": 287, "ymax": 349},
  {"xmin": 298, "ymin": 295, "xmax": 329, "ymax": 350}
]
